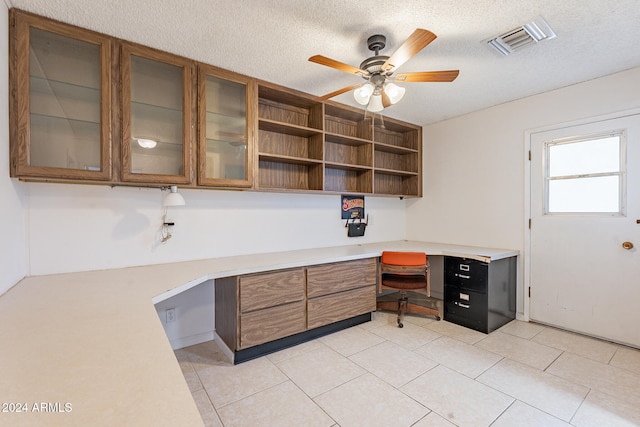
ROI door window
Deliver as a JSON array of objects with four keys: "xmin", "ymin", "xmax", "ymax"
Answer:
[{"xmin": 544, "ymin": 132, "xmax": 625, "ymax": 214}]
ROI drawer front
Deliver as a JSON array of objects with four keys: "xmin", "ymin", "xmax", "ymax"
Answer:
[
  {"xmin": 444, "ymin": 286, "xmax": 487, "ymax": 331},
  {"xmin": 307, "ymin": 258, "xmax": 377, "ymax": 298},
  {"xmin": 307, "ymin": 285, "xmax": 376, "ymax": 330},
  {"xmin": 239, "ymin": 300, "xmax": 306, "ymax": 349},
  {"xmin": 445, "ymin": 257, "xmax": 488, "ymax": 293},
  {"xmin": 239, "ymin": 268, "xmax": 305, "ymax": 313}
]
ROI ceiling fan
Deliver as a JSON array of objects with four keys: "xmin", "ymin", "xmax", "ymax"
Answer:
[{"xmin": 309, "ymin": 29, "xmax": 459, "ymax": 112}]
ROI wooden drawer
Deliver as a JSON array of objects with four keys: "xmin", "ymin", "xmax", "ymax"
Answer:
[
  {"xmin": 239, "ymin": 300, "xmax": 306, "ymax": 349},
  {"xmin": 307, "ymin": 258, "xmax": 376, "ymax": 298},
  {"xmin": 239, "ymin": 268, "xmax": 305, "ymax": 313},
  {"xmin": 307, "ymin": 285, "xmax": 376, "ymax": 329}
]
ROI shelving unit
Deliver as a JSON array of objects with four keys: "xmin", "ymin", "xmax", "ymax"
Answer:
[
  {"xmin": 120, "ymin": 42, "xmax": 193, "ymax": 184},
  {"xmin": 257, "ymin": 83, "xmax": 324, "ymax": 191},
  {"xmin": 372, "ymin": 118, "xmax": 421, "ymax": 197},
  {"xmin": 10, "ymin": 11, "xmax": 112, "ymax": 180},
  {"xmin": 10, "ymin": 9, "xmax": 423, "ymax": 198},
  {"xmin": 197, "ymin": 65, "xmax": 253, "ymax": 187}
]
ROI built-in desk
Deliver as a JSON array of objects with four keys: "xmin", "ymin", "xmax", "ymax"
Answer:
[{"xmin": 0, "ymin": 241, "xmax": 517, "ymax": 426}]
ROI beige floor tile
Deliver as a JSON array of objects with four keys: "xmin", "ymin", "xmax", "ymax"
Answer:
[
  {"xmin": 475, "ymin": 331, "xmax": 562, "ymax": 370},
  {"xmin": 402, "ymin": 365, "xmax": 513, "ymax": 427},
  {"xmin": 491, "ymin": 400, "xmax": 571, "ymax": 427},
  {"xmin": 403, "ymin": 313, "xmax": 439, "ymax": 328},
  {"xmin": 275, "ymin": 347, "xmax": 366, "ymax": 397},
  {"xmin": 571, "ymin": 389, "xmax": 640, "ymax": 427},
  {"xmin": 532, "ymin": 327, "xmax": 618, "ymax": 363},
  {"xmin": 424, "ymin": 320, "xmax": 487, "ymax": 344},
  {"xmin": 349, "ymin": 341, "xmax": 437, "ymax": 387},
  {"xmin": 609, "ymin": 346, "xmax": 640, "ymax": 376},
  {"xmin": 191, "ymin": 389, "xmax": 223, "ymax": 427},
  {"xmin": 319, "ymin": 326, "xmax": 385, "ymax": 357},
  {"xmin": 358, "ymin": 310, "xmax": 397, "ymax": 330},
  {"xmin": 369, "ymin": 320, "xmax": 441, "ymax": 350},
  {"xmin": 498, "ymin": 320, "xmax": 546, "ymax": 340},
  {"xmin": 415, "ymin": 336, "xmax": 502, "ymax": 379},
  {"xmin": 477, "ymin": 358, "xmax": 588, "ymax": 421},
  {"xmin": 266, "ymin": 339, "xmax": 328, "ymax": 364},
  {"xmin": 217, "ymin": 381, "xmax": 334, "ymax": 427},
  {"xmin": 315, "ymin": 373, "xmax": 429, "ymax": 427},
  {"xmin": 197, "ymin": 356, "xmax": 288, "ymax": 408},
  {"xmin": 181, "ymin": 340, "xmax": 229, "ymax": 370},
  {"xmin": 546, "ymin": 352, "xmax": 640, "ymax": 407},
  {"xmin": 412, "ymin": 411, "xmax": 457, "ymax": 427}
]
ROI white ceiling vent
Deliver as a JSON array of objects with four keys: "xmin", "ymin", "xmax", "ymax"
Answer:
[{"xmin": 488, "ymin": 16, "xmax": 556, "ymax": 56}]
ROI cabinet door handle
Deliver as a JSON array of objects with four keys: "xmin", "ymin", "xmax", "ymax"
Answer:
[
  {"xmin": 459, "ymin": 303, "xmax": 470, "ymax": 309},
  {"xmin": 456, "ymin": 274, "xmax": 471, "ymax": 279}
]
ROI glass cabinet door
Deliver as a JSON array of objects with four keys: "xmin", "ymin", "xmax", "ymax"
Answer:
[
  {"xmin": 121, "ymin": 43, "xmax": 193, "ymax": 184},
  {"xmin": 11, "ymin": 11, "xmax": 112, "ymax": 180},
  {"xmin": 197, "ymin": 65, "xmax": 253, "ymax": 187}
]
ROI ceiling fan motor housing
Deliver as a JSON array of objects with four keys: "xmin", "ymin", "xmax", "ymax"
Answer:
[{"xmin": 367, "ymin": 34, "xmax": 386, "ymax": 53}]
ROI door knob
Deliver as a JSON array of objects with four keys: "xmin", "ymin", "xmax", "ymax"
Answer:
[{"xmin": 622, "ymin": 241, "xmax": 634, "ymax": 250}]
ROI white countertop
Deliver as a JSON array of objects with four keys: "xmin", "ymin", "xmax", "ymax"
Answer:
[{"xmin": 0, "ymin": 240, "xmax": 517, "ymax": 426}]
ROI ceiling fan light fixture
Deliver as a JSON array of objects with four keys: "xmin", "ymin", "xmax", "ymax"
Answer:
[
  {"xmin": 354, "ymin": 83, "xmax": 374, "ymax": 105},
  {"xmin": 384, "ymin": 82, "xmax": 405, "ymax": 104},
  {"xmin": 367, "ymin": 94, "xmax": 384, "ymax": 112}
]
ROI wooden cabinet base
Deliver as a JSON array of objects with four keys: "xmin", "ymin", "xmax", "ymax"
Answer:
[{"xmin": 233, "ymin": 313, "xmax": 371, "ymax": 364}]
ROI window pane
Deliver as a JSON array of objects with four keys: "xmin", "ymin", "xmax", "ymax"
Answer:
[
  {"xmin": 205, "ymin": 75, "xmax": 247, "ymax": 180},
  {"xmin": 549, "ymin": 136, "xmax": 620, "ymax": 177},
  {"xmin": 548, "ymin": 176, "xmax": 619, "ymax": 213},
  {"xmin": 130, "ymin": 55, "xmax": 183, "ymax": 175},
  {"xmin": 29, "ymin": 28, "xmax": 102, "ymax": 170}
]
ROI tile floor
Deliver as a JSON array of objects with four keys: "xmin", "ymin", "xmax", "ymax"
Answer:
[{"xmin": 174, "ymin": 313, "xmax": 640, "ymax": 427}]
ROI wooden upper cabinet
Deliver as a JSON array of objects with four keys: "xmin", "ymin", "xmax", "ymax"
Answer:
[
  {"xmin": 197, "ymin": 65, "xmax": 254, "ymax": 187},
  {"xmin": 120, "ymin": 43, "xmax": 194, "ymax": 184},
  {"xmin": 9, "ymin": 10, "xmax": 112, "ymax": 181}
]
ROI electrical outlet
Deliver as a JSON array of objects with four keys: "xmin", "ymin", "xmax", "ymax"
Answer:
[{"xmin": 166, "ymin": 308, "xmax": 176, "ymax": 323}]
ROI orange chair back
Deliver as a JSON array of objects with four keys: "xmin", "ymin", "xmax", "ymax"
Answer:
[{"xmin": 381, "ymin": 251, "xmax": 426, "ymax": 267}]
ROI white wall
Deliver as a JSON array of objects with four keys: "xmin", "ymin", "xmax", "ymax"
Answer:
[
  {"xmin": 25, "ymin": 182, "xmax": 406, "ymax": 275},
  {"xmin": 154, "ymin": 279, "xmax": 214, "ymax": 350},
  {"xmin": 408, "ymin": 66, "xmax": 640, "ymax": 314},
  {"xmin": 0, "ymin": 1, "xmax": 27, "ymax": 295}
]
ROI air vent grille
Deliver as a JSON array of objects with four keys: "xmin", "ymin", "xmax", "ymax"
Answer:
[{"xmin": 488, "ymin": 16, "xmax": 556, "ymax": 56}]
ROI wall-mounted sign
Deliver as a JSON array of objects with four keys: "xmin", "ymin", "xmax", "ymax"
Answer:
[{"xmin": 341, "ymin": 195, "xmax": 365, "ymax": 220}]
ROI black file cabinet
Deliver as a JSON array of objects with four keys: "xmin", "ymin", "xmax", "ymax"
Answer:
[{"xmin": 444, "ymin": 256, "xmax": 516, "ymax": 333}]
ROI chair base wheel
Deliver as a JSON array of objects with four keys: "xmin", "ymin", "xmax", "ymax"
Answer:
[{"xmin": 398, "ymin": 322, "xmax": 403, "ymax": 328}]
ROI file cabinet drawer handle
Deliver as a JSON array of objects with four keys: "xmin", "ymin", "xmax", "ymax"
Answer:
[
  {"xmin": 459, "ymin": 303, "xmax": 470, "ymax": 309},
  {"xmin": 456, "ymin": 274, "xmax": 471, "ymax": 279}
]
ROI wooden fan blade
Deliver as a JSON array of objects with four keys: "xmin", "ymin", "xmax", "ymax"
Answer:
[
  {"xmin": 394, "ymin": 70, "xmax": 460, "ymax": 83},
  {"xmin": 319, "ymin": 83, "xmax": 362, "ymax": 100},
  {"xmin": 308, "ymin": 55, "xmax": 366, "ymax": 75},
  {"xmin": 381, "ymin": 29, "xmax": 437, "ymax": 72}
]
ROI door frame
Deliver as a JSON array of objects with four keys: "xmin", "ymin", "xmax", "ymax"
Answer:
[{"xmin": 523, "ymin": 107, "xmax": 640, "ymax": 323}]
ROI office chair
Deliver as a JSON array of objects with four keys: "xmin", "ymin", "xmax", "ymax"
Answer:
[{"xmin": 377, "ymin": 251, "xmax": 441, "ymax": 328}]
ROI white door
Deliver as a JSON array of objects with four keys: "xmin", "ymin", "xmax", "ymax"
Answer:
[{"xmin": 529, "ymin": 112, "xmax": 640, "ymax": 347}]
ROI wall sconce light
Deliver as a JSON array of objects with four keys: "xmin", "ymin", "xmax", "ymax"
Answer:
[{"xmin": 161, "ymin": 186, "xmax": 186, "ymax": 243}]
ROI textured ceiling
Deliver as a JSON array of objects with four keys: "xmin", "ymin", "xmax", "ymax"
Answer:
[{"xmin": 9, "ymin": 0, "xmax": 640, "ymax": 126}]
